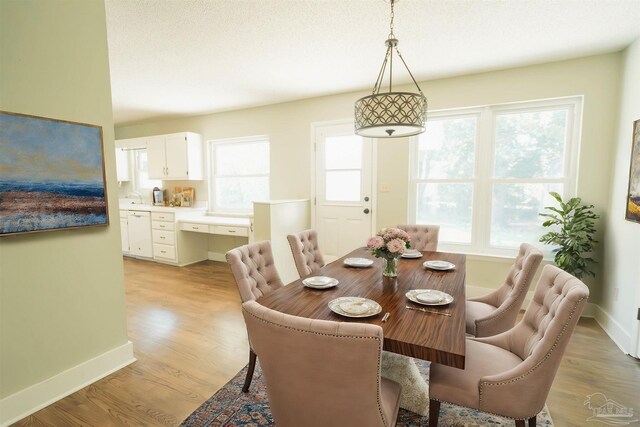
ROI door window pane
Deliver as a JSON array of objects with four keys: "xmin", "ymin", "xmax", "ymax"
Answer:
[
  {"xmin": 494, "ymin": 110, "xmax": 568, "ymax": 179},
  {"xmin": 416, "ymin": 183, "xmax": 473, "ymax": 244},
  {"xmin": 325, "ymin": 135, "xmax": 362, "ymax": 170},
  {"xmin": 490, "ymin": 183, "xmax": 563, "ymax": 247},
  {"xmin": 416, "ymin": 117, "xmax": 477, "ymax": 179},
  {"xmin": 326, "ymin": 171, "xmax": 360, "ymax": 202}
]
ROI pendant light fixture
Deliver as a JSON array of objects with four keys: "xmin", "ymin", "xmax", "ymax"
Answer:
[{"xmin": 354, "ymin": 0, "xmax": 427, "ymax": 138}]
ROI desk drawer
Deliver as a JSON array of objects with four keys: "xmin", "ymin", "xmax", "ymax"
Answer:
[
  {"xmin": 213, "ymin": 225, "xmax": 248, "ymax": 237},
  {"xmin": 152, "ymin": 220, "xmax": 175, "ymax": 231},
  {"xmin": 153, "ymin": 243, "xmax": 176, "ymax": 261},
  {"xmin": 152, "ymin": 212, "xmax": 175, "ymax": 222},
  {"xmin": 153, "ymin": 229, "xmax": 175, "ymax": 245},
  {"xmin": 182, "ymin": 222, "xmax": 209, "ymax": 233}
]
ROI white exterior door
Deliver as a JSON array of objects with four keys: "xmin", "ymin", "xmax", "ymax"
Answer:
[{"xmin": 313, "ymin": 122, "xmax": 374, "ymax": 262}]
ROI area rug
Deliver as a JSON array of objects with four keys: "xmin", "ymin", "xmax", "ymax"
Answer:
[{"xmin": 181, "ymin": 359, "xmax": 553, "ymax": 426}]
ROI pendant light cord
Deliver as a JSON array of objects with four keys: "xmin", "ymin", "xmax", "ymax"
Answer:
[{"xmin": 370, "ymin": 0, "xmax": 425, "ymax": 97}]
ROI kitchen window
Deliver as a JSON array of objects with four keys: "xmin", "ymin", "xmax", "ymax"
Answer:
[
  {"xmin": 134, "ymin": 150, "xmax": 161, "ymax": 191},
  {"xmin": 408, "ymin": 97, "xmax": 582, "ymax": 256},
  {"xmin": 208, "ymin": 136, "xmax": 270, "ymax": 213}
]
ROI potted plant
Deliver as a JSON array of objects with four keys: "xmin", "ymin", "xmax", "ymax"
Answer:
[
  {"xmin": 539, "ymin": 192, "xmax": 599, "ymax": 279},
  {"xmin": 367, "ymin": 227, "xmax": 411, "ymax": 277}
]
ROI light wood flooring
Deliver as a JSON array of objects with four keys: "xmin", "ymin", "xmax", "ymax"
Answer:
[{"xmin": 14, "ymin": 258, "xmax": 640, "ymax": 426}]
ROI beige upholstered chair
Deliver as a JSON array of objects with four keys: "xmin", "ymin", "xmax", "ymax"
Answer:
[
  {"xmin": 466, "ymin": 243, "xmax": 543, "ymax": 337},
  {"xmin": 429, "ymin": 265, "xmax": 589, "ymax": 427},
  {"xmin": 225, "ymin": 241, "xmax": 284, "ymax": 392},
  {"xmin": 397, "ymin": 224, "xmax": 440, "ymax": 251},
  {"xmin": 242, "ymin": 300, "xmax": 402, "ymax": 427},
  {"xmin": 286, "ymin": 229, "xmax": 325, "ymax": 278}
]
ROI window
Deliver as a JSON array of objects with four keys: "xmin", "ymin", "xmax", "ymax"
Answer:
[
  {"xmin": 209, "ymin": 136, "xmax": 270, "ymax": 212},
  {"xmin": 409, "ymin": 97, "xmax": 581, "ymax": 256},
  {"xmin": 134, "ymin": 150, "xmax": 161, "ymax": 191}
]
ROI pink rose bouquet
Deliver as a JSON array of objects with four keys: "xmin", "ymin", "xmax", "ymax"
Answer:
[{"xmin": 366, "ymin": 227, "xmax": 411, "ymax": 260}]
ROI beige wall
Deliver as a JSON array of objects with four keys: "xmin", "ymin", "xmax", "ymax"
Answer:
[
  {"xmin": 602, "ymin": 36, "xmax": 640, "ymax": 354},
  {"xmin": 0, "ymin": 0, "xmax": 129, "ymax": 398},
  {"xmin": 117, "ymin": 53, "xmax": 622, "ymax": 300}
]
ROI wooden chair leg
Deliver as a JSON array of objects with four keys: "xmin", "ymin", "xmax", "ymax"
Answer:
[
  {"xmin": 515, "ymin": 420, "xmax": 525, "ymax": 427},
  {"xmin": 242, "ymin": 349, "xmax": 257, "ymax": 393},
  {"xmin": 428, "ymin": 399, "xmax": 441, "ymax": 427},
  {"xmin": 528, "ymin": 415, "xmax": 536, "ymax": 427}
]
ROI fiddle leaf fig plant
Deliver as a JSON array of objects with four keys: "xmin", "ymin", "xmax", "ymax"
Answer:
[{"xmin": 539, "ymin": 192, "xmax": 599, "ymax": 279}]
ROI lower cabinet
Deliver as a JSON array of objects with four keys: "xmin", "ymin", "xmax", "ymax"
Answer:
[
  {"xmin": 152, "ymin": 212, "xmax": 177, "ymax": 262},
  {"xmin": 128, "ymin": 211, "xmax": 153, "ymax": 258},
  {"xmin": 120, "ymin": 210, "xmax": 130, "ymax": 253}
]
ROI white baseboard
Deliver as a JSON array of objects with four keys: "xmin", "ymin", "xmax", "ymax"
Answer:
[
  {"xmin": 208, "ymin": 251, "xmax": 226, "ymax": 262},
  {"xmin": 591, "ymin": 305, "xmax": 631, "ymax": 354},
  {"xmin": 0, "ymin": 341, "xmax": 136, "ymax": 427}
]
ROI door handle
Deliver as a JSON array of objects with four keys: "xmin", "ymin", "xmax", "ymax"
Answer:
[{"xmin": 364, "ymin": 208, "xmax": 370, "ymax": 214}]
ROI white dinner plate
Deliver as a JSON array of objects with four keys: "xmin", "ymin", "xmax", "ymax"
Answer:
[
  {"xmin": 405, "ymin": 289, "xmax": 454, "ymax": 306},
  {"xmin": 302, "ymin": 276, "xmax": 339, "ymax": 289},
  {"xmin": 329, "ymin": 297, "xmax": 382, "ymax": 318},
  {"xmin": 343, "ymin": 258, "xmax": 374, "ymax": 268},
  {"xmin": 401, "ymin": 249, "xmax": 422, "ymax": 259},
  {"xmin": 423, "ymin": 260, "xmax": 456, "ymax": 271}
]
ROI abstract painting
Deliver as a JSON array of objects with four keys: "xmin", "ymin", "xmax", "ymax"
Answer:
[
  {"xmin": 627, "ymin": 119, "xmax": 640, "ymax": 223},
  {"xmin": 0, "ymin": 111, "xmax": 109, "ymax": 236}
]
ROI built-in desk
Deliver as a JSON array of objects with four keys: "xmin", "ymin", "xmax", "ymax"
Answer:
[{"xmin": 178, "ymin": 215, "xmax": 252, "ymax": 239}]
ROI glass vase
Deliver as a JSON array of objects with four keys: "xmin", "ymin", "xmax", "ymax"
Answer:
[{"xmin": 382, "ymin": 257, "xmax": 399, "ymax": 277}]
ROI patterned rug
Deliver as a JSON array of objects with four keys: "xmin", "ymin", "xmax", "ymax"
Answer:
[{"xmin": 181, "ymin": 359, "xmax": 553, "ymax": 426}]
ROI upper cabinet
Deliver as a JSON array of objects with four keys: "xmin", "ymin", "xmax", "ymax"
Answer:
[
  {"xmin": 115, "ymin": 147, "xmax": 130, "ymax": 181},
  {"xmin": 146, "ymin": 132, "xmax": 203, "ymax": 180}
]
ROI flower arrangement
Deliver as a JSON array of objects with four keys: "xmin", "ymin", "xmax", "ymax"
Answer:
[{"xmin": 367, "ymin": 227, "xmax": 411, "ymax": 277}]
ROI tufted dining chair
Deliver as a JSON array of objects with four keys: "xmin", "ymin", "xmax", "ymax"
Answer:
[
  {"xmin": 225, "ymin": 240, "xmax": 285, "ymax": 392},
  {"xmin": 397, "ymin": 224, "xmax": 440, "ymax": 251},
  {"xmin": 286, "ymin": 229, "xmax": 325, "ymax": 279},
  {"xmin": 428, "ymin": 265, "xmax": 589, "ymax": 427},
  {"xmin": 242, "ymin": 300, "xmax": 402, "ymax": 427},
  {"xmin": 466, "ymin": 243, "xmax": 543, "ymax": 337}
]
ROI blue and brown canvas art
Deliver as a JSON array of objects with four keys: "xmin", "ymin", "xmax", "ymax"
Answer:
[{"xmin": 0, "ymin": 111, "xmax": 109, "ymax": 235}]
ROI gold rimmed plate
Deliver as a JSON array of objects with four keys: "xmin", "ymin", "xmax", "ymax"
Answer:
[
  {"xmin": 405, "ymin": 289, "xmax": 453, "ymax": 306},
  {"xmin": 328, "ymin": 297, "xmax": 382, "ymax": 318}
]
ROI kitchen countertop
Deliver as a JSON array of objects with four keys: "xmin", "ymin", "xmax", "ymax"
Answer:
[{"xmin": 120, "ymin": 203, "xmax": 251, "ymax": 227}]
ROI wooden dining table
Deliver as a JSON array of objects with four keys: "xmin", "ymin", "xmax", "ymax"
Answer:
[{"xmin": 257, "ymin": 247, "xmax": 467, "ymax": 369}]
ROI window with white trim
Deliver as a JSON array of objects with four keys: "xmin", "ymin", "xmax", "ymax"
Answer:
[
  {"xmin": 409, "ymin": 97, "xmax": 581, "ymax": 256},
  {"xmin": 208, "ymin": 136, "xmax": 270, "ymax": 213},
  {"xmin": 134, "ymin": 150, "xmax": 162, "ymax": 191}
]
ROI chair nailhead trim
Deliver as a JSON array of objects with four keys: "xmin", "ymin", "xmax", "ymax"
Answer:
[
  {"xmin": 477, "ymin": 296, "xmax": 584, "ymax": 419},
  {"xmin": 430, "ymin": 397, "xmax": 542, "ymax": 422},
  {"xmin": 243, "ymin": 307, "xmax": 389, "ymax": 426}
]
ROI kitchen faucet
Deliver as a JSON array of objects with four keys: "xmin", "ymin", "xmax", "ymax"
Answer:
[{"xmin": 127, "ymin": 191, "xmax": 143, "ymax": 204}]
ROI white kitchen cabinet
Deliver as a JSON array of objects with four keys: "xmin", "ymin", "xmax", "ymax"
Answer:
[
  {"xmin": 120, "ymin": 210, "xmax": 129, "ymax": 253},
  {"xmin": 151, "ymin": 212, "xmax": 177, "ymax": 262},
  {"xmin": 127, "ymin": 211, "xmax": 153, "ymax": 258},
  {"xmin": 115, "ymin": 148, "xmax": 130, "ymax": 181},
  {"xmin": 146, "ymin": 132, "xmax": 203, "ymax": 180}
]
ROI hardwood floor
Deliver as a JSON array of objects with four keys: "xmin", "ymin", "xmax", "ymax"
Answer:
[{"xmin": 14, "ymin": 258, "xmax": 640, "ymax": 426}]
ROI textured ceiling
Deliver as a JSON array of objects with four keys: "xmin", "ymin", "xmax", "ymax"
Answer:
[{"xmin": 105, "ymin": 0, "xmax": 640, "ymax": 126}]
